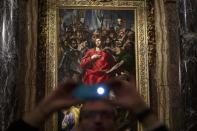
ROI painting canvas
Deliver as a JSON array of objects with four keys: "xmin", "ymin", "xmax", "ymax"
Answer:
[{"xmin": 57, "ymin": 8, "xmax": 136, "ymax": 131}]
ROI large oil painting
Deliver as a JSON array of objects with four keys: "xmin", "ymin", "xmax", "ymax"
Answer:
[
  {"xmin": 44, "ymin": 1, "xmax": 149, "ymax": 131},
  {"xmin": 58, "ymin": 9, "xmax": 136, "ymax": 131},
  {"xmin": 58, "ymin": 9, "xmax": 135, "ymax": 83}
]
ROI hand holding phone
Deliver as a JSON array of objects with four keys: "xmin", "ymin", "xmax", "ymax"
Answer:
[{"xmin": 72, "ymin": 84, "xmax": 110, "ymax": 100}]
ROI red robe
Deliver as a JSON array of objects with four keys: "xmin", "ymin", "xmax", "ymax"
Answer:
[{"xmin": 80, "ymin": 48, "xmax": 114, "ymax": 85}]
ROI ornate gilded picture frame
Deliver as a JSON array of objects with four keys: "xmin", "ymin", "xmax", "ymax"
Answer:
[{"xmin": 44, "ymin": 0, "xmax": 149, "ymax": 131}]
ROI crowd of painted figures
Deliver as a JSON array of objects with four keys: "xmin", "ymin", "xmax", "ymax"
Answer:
[{"xmin": 58, "ymin": 20, "xmax": 135, "ymax": 84}]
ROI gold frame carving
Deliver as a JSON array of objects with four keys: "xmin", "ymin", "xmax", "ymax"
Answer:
[{"xmin": 43, "ymin": 0, "xmax": 150, "ymax": 131}]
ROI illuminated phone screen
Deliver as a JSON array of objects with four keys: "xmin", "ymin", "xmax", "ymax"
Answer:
[{"xmin": 72, "ymin": 84, "xmax": 110, "ymax": 100}]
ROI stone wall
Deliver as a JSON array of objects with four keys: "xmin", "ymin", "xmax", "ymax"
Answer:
[
  {"xmin": 179, "ymin": 0, "xmax": 197, "ymax": 130},
  {"xmin": 0, "ymin": 0, "xmax": 37, "ymax": 130},
  {"xmin": 154, "ymin": 0, "xmax": 182, "ymax": 130},
  {"xmin": 0, "ymin": 1, "xmax": 19, "ymax": 130}
]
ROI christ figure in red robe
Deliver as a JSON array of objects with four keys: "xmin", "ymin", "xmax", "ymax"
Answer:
[{"xmin": 80, "ymin": 37, "xmax": 115, "ymax": 85}]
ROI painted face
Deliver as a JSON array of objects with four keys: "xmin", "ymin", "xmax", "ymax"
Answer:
[
  {"xmin": 119, "ymin": 31, "xmax": 125, "ymax": 37},
  {"xmin": 106, "ymin": 38, "xmax": 110, "ymax": 44},
  {"xmin": 79, "ymin": 101, "xmax": 116, "ymax": 131},
  {"xmin": 71, "ymin": 40, "xmax": 78, "ymax": 49},
  {"xmin": 64, "ymin": 41, "xmax": 69, "ymax": 47},
  {"xmin": 117, "ymin": 18, "xmax": 122, "ymax": 25},
  {"xmin": 95, "ymin": 38, "xmax": 102, "ymax": 48},
  {"xmin": 81, "ymin": 41, "xmax": 88, "ymax": 48}
]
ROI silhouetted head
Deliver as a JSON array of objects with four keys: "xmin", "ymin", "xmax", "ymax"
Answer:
[{"xmin": 78, "ymin": 101, "xmax": 117, "ymax": 131}]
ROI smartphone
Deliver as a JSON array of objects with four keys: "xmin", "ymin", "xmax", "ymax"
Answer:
[{"xmin": 72, "ymin": 83, "xmax": 110, "ymax": 100}]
